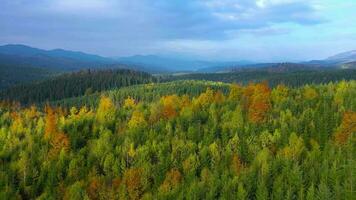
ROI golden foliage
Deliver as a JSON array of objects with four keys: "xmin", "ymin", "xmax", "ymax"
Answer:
[
  {"xmin": 123, "ymin": 168, "xmax": 144, "ymax": 200},
  {"xmin": 124, "ymin": 96, "xmax": 136, "ymax": 108},
  {"xmin": 161, "ymin": 95, "xmax": 180, "ymax": 119},
  {"xmin": 246, "ymin": 82, "xmax": 271, "ymax": 123},
  {"xmin": 87, "ymin": 177, "xmax": 101, "ymax": 200},
  {"xmin": 229, "ymin": 83, "xmax": 243, "ymax": 101},
  {"xmin": 334, "ymin": 111, "xmax": 356, "ymax": 145},
  {"xmin": 44, "ymin": 106, "xmax": 57, "ymax": 139},
  {"xmin": 196, "ymin": 87, "xmax": 214, "ymax": 107},
  {"xmin": 159, "ymin": 169, "xmax": 182, "ymax": 193},
  {"xmin": 214, "ymin": 90, "xmax": 225, "ymax": 104},
  {"xmin": 49, "ymin": 132, "xmax": 70, "ymax": 157},
  {"xmin": 280, "ymin": 133, "xmax": 305, "ymax": 160},
  {"xmin": 272, "ymin": 84, "xmax": 289, "ymax": 104},
  {"xmin": 96, "ymin": 96, "xmax": 115, "ymax": 124},
  {"xmin": 128, "ymin": 110, "xmax": 146, "ymax": 129},
  {"xmin": 303, "ymin": 86, "xmax": 318, "ymax": 100},
  {"xmin": 230, "ymin": 154, "xmax": 243, "ymax": 175}
]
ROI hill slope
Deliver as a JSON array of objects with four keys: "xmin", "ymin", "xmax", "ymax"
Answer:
[
  {"xmin": 0, "ymin": 80, "xmax": 354, "ymax": 199},
  {"xmin": 0, "ymin": 64, "xmax": 56, "ymax": 90},
  {"xmin": 164, "ymin": 68, "xmax": 356, "ymax": 87},
  {"xmin": 0, "ymin": 69, "xmax": 156, "ymax": 105}
]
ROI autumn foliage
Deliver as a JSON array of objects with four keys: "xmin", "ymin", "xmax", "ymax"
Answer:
[
  {"xmin": 334, "ymin": 111, "xmax": 356, "ymax": 145},
  {"xmin": 245, "ymin": 82, "xmax": 272, "ymax": 123},
  {"xmin": 123, "ymin": 168, "xmax": 144, "ymax": 200},
  {"xmin": 160, "ymin": 168, "xmax": 182, "ymax": 193},
  {"xmin": 0, "ymin": 80, "xmax": 355, "ymax": 199},
  {"xmin": 44, "ymin": 106, "xmax": 57, "ymax": 139}
]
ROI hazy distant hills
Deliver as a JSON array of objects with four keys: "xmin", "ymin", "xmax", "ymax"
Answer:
[
  {"xmin": 0, "ymin": 43, "xmax": 355, "ymax": 90},
  {"xmin": 1, "ymin": 44, "xmax": 355, "ymax": 73},
  {"xmin": 0, "ymin": 44, "xmax": 254, "ymax": 73},
  {"xmin": 0, "ymin": 44, "xmax": 110, "ymax": 62},
  {"xmin": 0, "ymin": 44, "xmax": 115, "ymax": 71},
  {"xmin": 115, "ymin": 54, "xmax": 253, "ymax": 72},
  {"xmin": 326, "ymin": 50, "xmax": 356, "ymax": 63}
]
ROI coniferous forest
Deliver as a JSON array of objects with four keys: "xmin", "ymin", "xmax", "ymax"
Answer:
[
  {"xmin": 0, "ymin": 79, "xmax": 355, "ymax": 199},
  {"xmin": 2, "ymin": 1, "xmax": 356, "ymax": 199}
]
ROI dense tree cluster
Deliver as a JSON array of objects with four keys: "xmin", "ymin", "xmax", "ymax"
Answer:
[
  {"xmin": 0, "ymin": 64, "xmax": 55, "ymax": 90},
  {"xmin": 164, "ymin": 69, "xmax": 356, "ymax": 87},
  {"xmin": 0, "ymin": 80, "xmax": 355, "ymax": 199},
  {"xmin": 52, "ymin": 81, "xmax": 229, "ymax": 109},
  {"xmin": 0, "ymin": 69, "xmax": 156, "ymax": 105}
]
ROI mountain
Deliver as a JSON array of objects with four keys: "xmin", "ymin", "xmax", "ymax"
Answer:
[
  {"xmin": 0, "ymin": 44, "xmax": 112, "ymax": 63},
  {"xmin": 0, "ymin": 44, "xmax": 119, "ymax": 71},
  {"xmin": 326, "ymin": 50, "xmax": 356, "ymax": 63},
  {"xmin": 116, "ymin": 54, "xmax": 253, "ymax": 72},
  {"xmin": 303, "ymin": 50, "xmax": 356, "ymax": 66}
]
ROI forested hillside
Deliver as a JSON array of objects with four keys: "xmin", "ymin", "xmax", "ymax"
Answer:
[
  {"xmin": 0, "ymin": 64, "xmax": 56, "ymax": 90},
  {"xmin": 0, "ymin": 69, "xmax": 156, "ymax": 105},
  {"xmin": 51, "ymin": 81, "xmax": 229, "ymax": 108},
  {"xmin": 0, "ymin": 80, "xmax": 355, "ymax": 199},
  {"xmin": 165, "ymin": 69, "xmax": 356, "ymax": 87}
]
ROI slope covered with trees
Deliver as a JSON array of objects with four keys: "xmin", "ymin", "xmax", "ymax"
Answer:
[
  {"xmin": 0, "ymin": 69, "xmax": 156, "ymax": 105},
  {"xmin": 0, "ymin": 80, "xmax": 355, "ymax": 199},
  {"xmin": 165, "ymin": 69, "xmax": 356, "ymax": 87},
  {"xmin": 52, "ymin": 80, "xmax": 229, "ymax": 108},
  {"xmin": 0, "ymin": 64, "xmax": 56, "ymax": 90}
]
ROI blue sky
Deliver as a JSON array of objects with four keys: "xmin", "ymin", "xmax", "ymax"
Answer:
[{"xmin": 1, "ymin": 0, "xmax": 355, "ymax": 61}]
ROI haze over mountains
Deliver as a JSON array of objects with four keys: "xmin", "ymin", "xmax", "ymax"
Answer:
[{"xmin": 0, "ymin": 44, "xmax": 356, "ymax": 73}]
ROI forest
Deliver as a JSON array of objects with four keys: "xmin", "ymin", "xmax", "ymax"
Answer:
[
  {"xmin": 0, "ymin": 69, "xmax": 156, "ymax": 105},
  {"xmin": 0, "ymin": 79, "xmax": 355, "ymax": 199},
  {"xmin": 0, "ymin": 64, "xmax": 56, "ymax": 90},
  {"xmin": 164, "ymin": 69, "xmax": 356, "ymax": 87}
]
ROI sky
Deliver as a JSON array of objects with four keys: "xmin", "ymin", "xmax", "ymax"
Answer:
[{"xmin": 1, "ymin": 0, "xmax": 356, "ymax": 62}]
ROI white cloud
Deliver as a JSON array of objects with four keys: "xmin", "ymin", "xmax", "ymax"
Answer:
[{"xmin": 256, "ymin": 0, "xmax": 308, "ymax": 8}]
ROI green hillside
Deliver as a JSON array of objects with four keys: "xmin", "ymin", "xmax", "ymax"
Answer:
[
  {"xmin": 164, "ymin": 69, "xmax": 356, "ymax": 87},
  {"xmin": 0, "ymin": 64, "xmax": 56, "ymax": 90},
  {"xmin": 0, "ymin": 69, "xmax": 156, "ymax": 105}
]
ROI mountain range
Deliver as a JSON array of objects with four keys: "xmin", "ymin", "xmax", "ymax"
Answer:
[{"xmin": 0, "ymin": 44, "xmax": 355, "ymax": 73}]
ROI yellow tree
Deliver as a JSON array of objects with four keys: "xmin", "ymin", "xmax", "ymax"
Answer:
[
  {"xmin": 271, "ymin": 84, "xmax": 289, "ymax": 104},
  {"xmin": 161, "ymin": 95, "xmax": 180, "ymax": 119},
  {"xmin": 128, "ymin": 110, "xmax": 146, "ymax": 129},
  {"xmin": 303, "ymin": 86, "xmax": 318, "ymax": 100},
  {"xmin": 96, "ymin": 95, "xmax": 115, "ymax": 124},
  {"xmin": 229, "ymin": 83, "xmax": 243, "ymax": 102},
  {"xmin": 123, "ymin": 168, "xmax": 144, "ymax": 200},
  {"xmin": 247, "ymin": 82, "xmax": 271, "ymax": 123},
  {"xmin": 49, "ymin": 132, "xmax": 70, "ymax": 158},
  {"xmin": 334, "ymin": 111, "xmax": 356, "ymax": 145},
  {"xmin": 159, "ymin": 168, "xmax": 182, "ymax": 193},
  {"xmin": 214, "ymin": 90, "xmax": 225, "ymax": 104},
  {"xmin": 44, "ymin": 106, "xmax": 57, "ymax": 139},
  {"xmin": 124, "ymin": 96, "xmax": 136, "ymax": 109}
]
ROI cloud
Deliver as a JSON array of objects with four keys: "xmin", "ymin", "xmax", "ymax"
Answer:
[
  {"xmin": 0, "ymin": 0, "xmax": 324, "ymax": 39},
  {"xmin": 1, "ymin": 0, "xmax": 351, "ymax": 60}
]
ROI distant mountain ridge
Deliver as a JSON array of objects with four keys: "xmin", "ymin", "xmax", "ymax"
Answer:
[
  {"xmin": 326, "ymin": 50, "xmax": 356, "ymax": 63},
  {"xmin": 0, "ymin": 44, "xmax": 112, "ymax": 63},
  {"xmin": 0, "ymin": 44, "xmax": 355, "ymax": 73},
  {"xmin": 115, "ymin": 54, "xmax": 253, "ymax": 72},
  {"xmin": 0, "ymin": 44, "xmax": 117, "ymax": 71}
]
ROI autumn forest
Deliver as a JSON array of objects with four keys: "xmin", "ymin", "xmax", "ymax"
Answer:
[{"xmin": 0, "ymin": 79, "xmax": 355, "ymax": 199}]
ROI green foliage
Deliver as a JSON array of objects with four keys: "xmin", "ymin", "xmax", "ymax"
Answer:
[
  {"xmin": 164, "ymin": 68, "xmax": 356, "ymax": 87},
  {"xmin": 0, "ymin": 80, "xmax": 355, "ymax": 199},
  {"xmin": 0, "ymin": 69, "xmax": 155, "ymax": 105}
]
